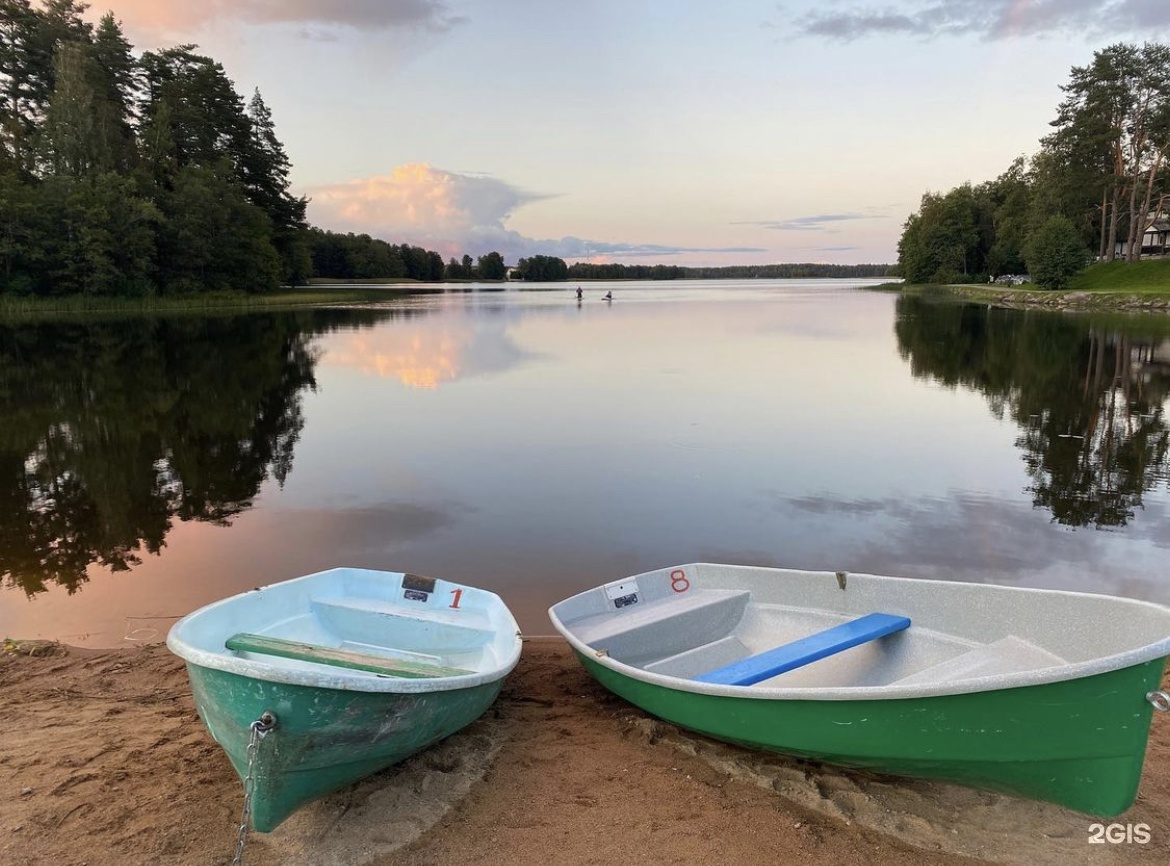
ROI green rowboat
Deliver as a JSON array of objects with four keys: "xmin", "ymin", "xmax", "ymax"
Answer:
[
  {"xmin": 167, "ymin": 567, "xmax": 521, "ymax": 832},
  {"xmin": 548, "ymin": 563, "xmax": 1170, "ymax": 815}
]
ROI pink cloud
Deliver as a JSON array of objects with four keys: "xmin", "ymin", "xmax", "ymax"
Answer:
[
  {"xmin": 306, "ymin": 163, "xmax": 545, "ymax": 258},
  {"xmin": 313, "ymin": 164, "xmax": 471, "ymax": 231},
  {"xmin": 96, "ymin": 0, "xmax": 464, "ymax": 40}
]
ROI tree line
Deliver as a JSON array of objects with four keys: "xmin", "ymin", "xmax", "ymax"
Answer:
[
  {"xmin": 306, "ymin": 228, "xmax": 444, "ymax": 282},
  {"xmin": 310, "ymin": 245, "xmax": 893, "ymax": 285},
  {"xmin": 0, "ymin": 0, "xmax": 318, "ymax": 295},
  {"xmin": 674, "ymin": 262, "xmax": 892, "ymax": 279},
  {"xmin": 305, "ymin": 229, "xmax": 511, "ymax": 282},
  {"xmin": 897, "ymin": 42, "xmax": 1170, "ymax": 289},
  {"xmin": 550, "ymin": 261, "xmax": 890, "ymax": 282}
]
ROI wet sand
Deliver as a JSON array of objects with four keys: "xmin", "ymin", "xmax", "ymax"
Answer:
[{"xmin": 1, "ymin": 638, "xmax": 1166, "ymax": 866}]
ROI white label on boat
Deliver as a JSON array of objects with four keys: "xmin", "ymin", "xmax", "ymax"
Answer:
[
  {"xmin": 605, "ymin": 578, "xmax": 639, "ymax": 607},
  {"xmin": 604, "ymin": 578, "xmax": 638, "ymax": 600}
]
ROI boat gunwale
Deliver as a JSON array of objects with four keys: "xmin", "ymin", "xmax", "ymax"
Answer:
[
  {"xmin": 548, "ymin": 565, "xmax": 1170, "ymax": 701},
  {"xmin": 167, "ymin": 568, "xmax": 523, "ymax": 695}
]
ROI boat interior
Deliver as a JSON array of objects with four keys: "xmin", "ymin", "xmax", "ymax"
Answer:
[
  {"xmin": 181, "ymin": 568, "xmax": 518, "ymax": 680},
  {"xmin": 551, "ymin": 565, "xmax": 1170, "ymax": 691}
]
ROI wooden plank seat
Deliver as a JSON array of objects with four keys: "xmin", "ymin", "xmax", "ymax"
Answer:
[
  {"xmin": 694, "ymin": 613, "xmax": 911, "ymax": 686},
  {"xmin": 225, "ymin": 633, "xmax": 474, "ymax": 679}
]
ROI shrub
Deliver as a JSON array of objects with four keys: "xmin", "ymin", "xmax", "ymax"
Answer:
[{"xmin": 1024, "ymin": 216, "xmax": 1093, "ymax": 290}]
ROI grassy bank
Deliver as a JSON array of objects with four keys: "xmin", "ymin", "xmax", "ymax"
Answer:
[
  {"xmin": 0, "ymin": 285, "xmax": 427, "ymax": 319},
  {"xmin": 892, "ymin": 259, "xmax": 1170, "ymax": 313},
  {"xmin": 306, "ymin": 277, "xmax": 423, "ymax": 285},
  {"xmin": 1065, "ymin": 258, "xmax": 1170, "ymax": 292}
]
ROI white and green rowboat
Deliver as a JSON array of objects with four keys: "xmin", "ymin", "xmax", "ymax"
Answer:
[
  {"xmin": 548, "ymin": 563, "xmax": 1170, "ymax": 816},
  {"xmin": 167, "ymin": 567, "xmax": 521, "ymax": 832}
]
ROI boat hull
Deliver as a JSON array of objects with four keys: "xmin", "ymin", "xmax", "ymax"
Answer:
[
  {"xmin": 575, "ymin": 650, "xmax": 1164, "ymax": 816},
  {"xmin": 186, "ymin": 662, "xmax": 504, "ymax": 832}
]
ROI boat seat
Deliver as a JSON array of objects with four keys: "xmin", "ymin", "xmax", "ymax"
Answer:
[
  {"xmin": 694, "ymin": 612, "xmax": 911, "ymax": 686},
  {"xmin": 891, "ymin": 635, "xmax": 1067, "ymax": 686},
  {"xmin": 569, "ymin": 589, "xmax": 751, "ymax": 647},
  {"xmin": 310, "ymin": 597, "xmax": 495, "ymax": 653},
  {"xmin": 225, "ymin": 633, "xmax": 474, "ymax": 679}
]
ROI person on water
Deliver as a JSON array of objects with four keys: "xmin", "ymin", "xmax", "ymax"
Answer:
[
  {"xmin": 603, "ymin": 291, "xmax": 613, "ymax": 301},
  {"xmin": 576, "ymin": 287, "xmax": 583, "ymax": 300}
]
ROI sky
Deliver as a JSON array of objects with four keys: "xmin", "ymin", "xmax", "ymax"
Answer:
[{"xmin": 86, "ymin": 1, "xmax": 1170, "ymax": 267}]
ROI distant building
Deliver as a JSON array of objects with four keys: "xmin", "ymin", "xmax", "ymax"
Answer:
[{"xmin": 1113, "ymin": 212, "xmax": 1170, "ymax": 258}]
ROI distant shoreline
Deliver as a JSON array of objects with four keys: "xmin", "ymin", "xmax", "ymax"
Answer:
[{"xmin": 9, "ymin": 278, "xmax": 1169, "ymax": 319}]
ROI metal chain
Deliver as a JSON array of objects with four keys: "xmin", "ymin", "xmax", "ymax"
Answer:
[{"xmin": 231, "ymin": 711, "xmax": 277, "ymax": 866}]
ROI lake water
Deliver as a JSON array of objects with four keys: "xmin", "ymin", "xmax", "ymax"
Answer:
[{"xmin": 3, "ymin": 279, "xmax": 1169, "ymax": 647}]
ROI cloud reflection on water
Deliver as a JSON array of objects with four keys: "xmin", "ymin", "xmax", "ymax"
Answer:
[
  {"xmin": 771, "ymin": 490, "xmax": 1168, "ymax": 602},
  {"xmin": 323, "ymin": 310, "xmax": 533, "ymax": 388}
]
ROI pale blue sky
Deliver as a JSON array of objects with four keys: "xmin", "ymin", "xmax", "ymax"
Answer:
[{"xmin": 94, "ymin": 1, "xmax": 1170, "ymax": 266}]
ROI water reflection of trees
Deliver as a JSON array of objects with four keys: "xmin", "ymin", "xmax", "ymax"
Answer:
[
  {"xmin": 895, "ymin": 296, "xmax": 1170, "ymax": 528},
  {"xmin": 0, "ymin": 309, "xmax": 400, "ymax": 596}
]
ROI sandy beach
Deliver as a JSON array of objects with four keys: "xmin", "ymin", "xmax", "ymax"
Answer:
[{"xmin": 1, "ymin": 637, "xmax": 1166, "ymax": 866}]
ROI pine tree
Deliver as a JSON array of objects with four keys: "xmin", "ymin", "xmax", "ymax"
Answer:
[
  {"xmin": 244, "ymin": 88, "xmax": 309, "ymax": 283},
  {"xmin": 90, "ymin": 12, "xmax": 137, "ymax": 171},
  {"xmin": 1, "ymin": 0, "xmax": 43, "ymax": 170}
]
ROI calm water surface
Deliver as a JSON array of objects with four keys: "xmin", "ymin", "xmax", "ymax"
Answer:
[{"xmin": 3, "ymin": 279, "xmax": 1169, "ymax": 646}]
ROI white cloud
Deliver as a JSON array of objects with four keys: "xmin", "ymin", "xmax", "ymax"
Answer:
[
  {"xmin": 784, "ymin": 0, "xmax": 1168, "ymax": 42},
  {"xmin": 306, "ymin": 163, "xmax": 542, "ymax": 259},
  {"xmin": 305, "ymin": 163, "xmax": 764, "ymax": 264}
]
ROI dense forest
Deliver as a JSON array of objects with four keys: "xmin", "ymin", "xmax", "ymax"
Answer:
[
  {"xmin": 306, "ymin": 228, "xmax": 445, "ymax": 283},
  {"xmin": 897, "ymin": 42, "xmax": 1170, "ymax": 289},
  {"xmin": 0, "ymin": 1, "xmax": 468, "ymax": 296},
  {"xmin": 0, "ymin": 0, "xmax": 318, "ymax": 295}
]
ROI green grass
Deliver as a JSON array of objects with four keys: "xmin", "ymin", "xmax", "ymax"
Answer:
[
  {"xmin": 1065, "ymin": 259, "xmax": 1170, "ymax": 293},
  {"xmin": 0, "ymin": 285, "xmax": 425, "ymax": 320},
  {"xmin": 306, "ymin": 277, "xmax": 424, "ymax": 285}
]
